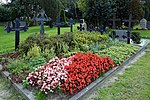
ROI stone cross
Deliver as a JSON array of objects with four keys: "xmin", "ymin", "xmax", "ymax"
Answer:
[
  {"xmin": 33, "ymin": 9, "xmax": 51, "ymax": 35},
  {"xmin": 109, "ymin": 14, "xmax": 121, "ymax": 28},
  {"xmin": 53, "ymin": 17, "xmax": 65, "ymax": 35},
  {"xmin": 68, "ymin": 18, "xmax": 76, "ymax": 32},
  {"xmin": 123, "ymin": 14, "xmax": 138, "ymax": 30},
  {"xmin": 5, "ymin": 18, "xmax": 28, "ymax": 50}
]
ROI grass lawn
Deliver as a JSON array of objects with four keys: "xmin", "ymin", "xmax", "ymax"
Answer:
[
  {"xmin": 0, "ymin": 24, "xmax": 78, "ymax": 54},
  {"xmin": 132, "ymin": 30, "xmax": 150, "ymax": 38},
  {"xmin": 95, "ymin": 44, "xmax": 150, "ymax": 100}
]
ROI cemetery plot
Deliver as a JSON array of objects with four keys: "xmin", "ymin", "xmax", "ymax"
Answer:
[{"xmin": 0, "ymin": 30, "xmax": 148, "ymax": 100}]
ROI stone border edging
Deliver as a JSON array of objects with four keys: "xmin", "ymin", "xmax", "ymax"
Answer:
[
  {"xmin": 0, "ymin": 41, "xmax": 149, "ymax": 100},
  {"xmin": 69, "ymin": 41, "xmax": 149, "ymax": 100},
  {"xmin": 0, "ymin": 66, "xmax": 36, "ymax": 100}
]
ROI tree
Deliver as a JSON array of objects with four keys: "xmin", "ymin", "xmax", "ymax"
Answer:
[
  {"xmin": 77, "ymin": 0, "xmax": 116, "ymax": 26},
  {"xmin": 144, "ymin": 0, "xmax": 150, "ymax": 20},
  {"xmin": 128, "ymin": 0, "xmax": 144, "ymax": 19},
  {"xmin": 5, "ymin": 0, "xmax": 40, "ymax": 20},
  {"xmin": 0, "ymin": 5, "xmax": 11, "ymax": 21},
  {"xmin": 115, "ymin": 0, "xmax": 130, "ymax": 22}
]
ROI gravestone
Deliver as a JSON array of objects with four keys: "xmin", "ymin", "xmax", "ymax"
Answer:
[
  {"xmin": 140, "ymin": 18, "xmax": 147, "ymax": 29},
  {"xmin": 5, "ymin": 18, "xmax": 28, "ymax": 50},
  {"xmin": 68, "ymin": 18, "xmax": 76, "ymax": 32},
  {"xmin": 147, "ymin": 21, "xmax": 150, "ymax": 29},
  {"xmin": 53, "ymin": 17, "xmax": 65, "ymax": 35},
  {"xmin": 112, "ymin": 30, "xmax": 131, "ymax": 44},
  {"xmin": 33, "ymin": 9, "xmax": 51, "ymax": 35}
]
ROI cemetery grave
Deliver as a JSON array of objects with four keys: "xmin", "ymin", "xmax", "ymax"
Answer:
[
  {"xmin": 0, "ymin": 1, "xmax": 150, "ymax": 99},
  {"xmin": 0, "ymin": 26, "xmax": 149, "ymax": 100}
]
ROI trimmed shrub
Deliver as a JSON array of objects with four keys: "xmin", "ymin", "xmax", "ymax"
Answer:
[
  {"xmin": 131, "ymin": 32, "xmax": 141, "ymax": 44},
  {"xmin": 19, "ymin": 31, "xmax": 110, "ymax": 56}
]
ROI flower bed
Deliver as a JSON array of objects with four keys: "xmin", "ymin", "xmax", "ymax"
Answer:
[{"xmin": 26, "ymin": 52, "xmax": 115, "ymax": 95}]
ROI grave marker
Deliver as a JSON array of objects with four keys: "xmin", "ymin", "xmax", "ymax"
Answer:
[
  {"xmin": 123, "ymin": 14, "xmax": 138, "ymax": 30},
  {"xmin": 33, "ymin": 9, "xmax": 51, "ymax": 35},
  {"xmin": 87, "ymin": 24, "xmax": 94, "ymax": 32},
  {"xmin": 53, "ymin": 17, "xmax": 65, "ymax": 35},
  {"xmin": 97, "ymin": 25, "xmax": 105, "ymax": 35},
  {"xmin": 140, "ymin": 18, "xmax": 147, "ymax": 29},
  {"xmin": 109, "ymin": 14, "xmax": 121, "ymax": 28},
  {"xmin": 5, "ymin": 18, "xmax": 28, "ymax": 50},
  {"xmin": 68, "ymin": 18, "xmax": 76, "ymax": 32},
  {"xmin": 112, "ymin": 30, "xmax": 132, "ymax": 44}
]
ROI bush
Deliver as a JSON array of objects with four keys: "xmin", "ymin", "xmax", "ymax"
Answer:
[
  {"xmin": 19, "ymin": 31, "xmax": 110, "ymax": 56},
  {"xmin": 131, "ymin": 32, "xmax": 141, "ymax": 44},
  {"xmin": 0, "ymin": 5, "xmax": 11, "ymax": 21},
  {"xmin": 27, "ymin": 44, "xmax": 41, "ymax": 58}
]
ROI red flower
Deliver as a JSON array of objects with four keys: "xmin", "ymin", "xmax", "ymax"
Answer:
[{"xmin": 61, "ymin": 53, "xmax": 115, "ymax": 94}]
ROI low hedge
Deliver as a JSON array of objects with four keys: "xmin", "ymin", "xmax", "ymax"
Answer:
[{"xmin": 19, "ymin": 31, "xmax": 110, "ymax": 56}]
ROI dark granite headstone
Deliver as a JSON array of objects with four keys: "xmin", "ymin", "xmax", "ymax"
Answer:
[{"xmin": 114, "ymin": 30, "xmax": 128, "ymax": 41}]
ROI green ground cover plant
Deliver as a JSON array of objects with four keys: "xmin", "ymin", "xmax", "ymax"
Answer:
[
  {"xmin": 96, "ymin": 42, "xmax": 139, "ymax": 65},
  {"xmin": 95, "ymin": 44, "xmax": 150, "ymax": 100}
]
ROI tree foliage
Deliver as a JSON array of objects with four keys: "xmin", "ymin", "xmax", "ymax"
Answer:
[
  {"xmin": 0, "ymin": 5, "xmax": 11, "ymax": 21},
  {"xmin": 144, "ymin": 0, "xmax": 150, "ymax": 20},
  {"xmin": 128, "ymin": 0, "xmax": 144, "ymax": 19},
  {"xmin": 77, "ymin": 0, "xmax": 116, "ymax": 25}
]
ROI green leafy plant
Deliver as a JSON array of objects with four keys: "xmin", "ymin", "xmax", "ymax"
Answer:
[
  {"xmin": 28, "ymin": 56, "xmax": 46, "ymax": 71},
  {"xmin": 35, "ymin": 90, "xmax": 46, "ymax": 100},
  {"xmin": 7, "ymin": 59, "xmax": 29, "ymax": 80},
  {"xmin": 96, "ymin": 42, "xmax": 139, "ymax": 65},
  {"xmin": 22, "ymin": 80, "xmax": 29, "ymax": 88},
  {"xmin": 131, "ymin": 32, "xmax": 141, "ymax": 44},
  {"xmin": 27, "ymin": 44, "xmax": 41, "ymax": 58},
  {"xmin": 42, "ymin": 48, "xmax": 56, "ymax": 61}
]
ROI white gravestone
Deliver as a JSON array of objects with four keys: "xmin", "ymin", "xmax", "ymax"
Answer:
[{"xmin": 140, "ymin": 18, "xmax": 147, "ymax": 29}]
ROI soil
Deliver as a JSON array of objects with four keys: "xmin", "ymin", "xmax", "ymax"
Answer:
[{"xmin": 0, "ymin": 51, "xmax": 19, "ymax": 71}]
